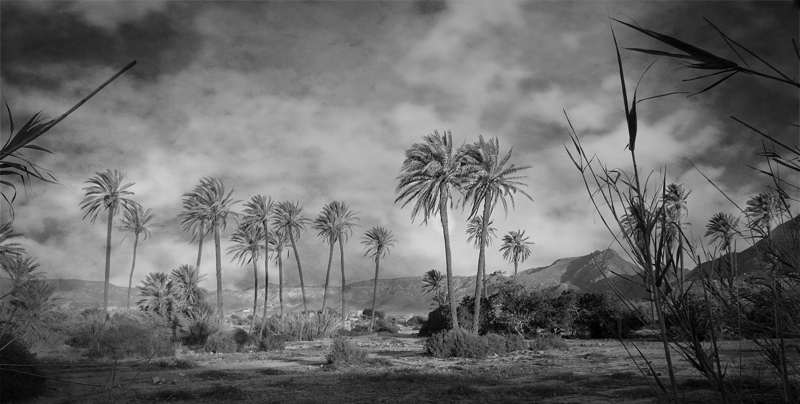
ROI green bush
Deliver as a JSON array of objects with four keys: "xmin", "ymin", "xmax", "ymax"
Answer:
[
  {"xmin": 182, "ymin": 301, "xmax": 219, "ymax": 346},
  {"xmin": 425, "ymin": 329, "xmax": 532, "ymax": 359},
  {"xmin": 405, "ymin": 315, "xmax": 426, "ymax": 328},
  {"xmin": 337, "ymin": 323, "xmax": 373, "ymax": 336},
  {"xmin": 258, "ymin": 334, "xmax": 288, "ymax": 351},
  {"xmin": 65, "ymin": 310, "xmax": 107, "ymax": 351},
  {"xmin": 484, "ymin": 333, "xmax": 508, "ymax": 355},
  {"xmin": 504, "ymin": 333, "xmax": 528, "ymax": 352},
  {"xmin": 326, "ymin": 336, "xmax": 368, "ymax": 366},
  {"xmin": 575, "ymin": 292, "xmax": 645, "ymax": 338},
  {"xmin": 374, "ymin": 318, "xmax": 400, "ymax": 333},
  {"xmin": 0, "ymin": 333, "xmax": 45, "ymax": 402},
  {"xmin": 259, "ymin": 311, "xmax": 342, "ymax": 341},
  {"xmin": 418, "ymin": 305, "xmax": 452, "ymax": 337},
  {"xmin": 457, "ymin": 295, "xmax": 495, "ymax": 335},
  {"xmin": 232, "ymin": 328, "xmax": 249, "ymax": 351},
  {"xmin": 528, "ymin": 333, "xmax": 569, "ymax": 351},
  {"xmin": 362, "ymin": 309, "xmax": 385, "ymax": 320},
  {"xmin": 91, "ymin": 312, "xmax": 175, "ymax": 359},
  {"xmin": 204, "ymin": 331, "xmax": 237, "ymax": 353}
]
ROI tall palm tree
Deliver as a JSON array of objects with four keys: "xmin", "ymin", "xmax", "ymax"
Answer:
[
  {"xmin": 178, "ymin": 192, "xmax": 211, "ymax": 273},
  {"xmin": 499, "ymin": 230, "xmax": 534, "ymax": 277},
  {"xmin": 169, "ymin": 264, "xmax": 207, "ymax": 316},
  {"xmin": 267, "ymin": 229, "xmax": 290, "ymax": 319},
  {"xmin": 745, "ymin": 193, "xmax": 784, "ymax": 237},
  {"xmin": 362, "ymin": 226, "xmax": 396, "ymax": 332},
  {"xmin": 663, "ymin": 183, "xmax": 690, "ymax": 288},
  {"xmin": 273, "ymin": 201, "xmax": 311, "ymax": 313},
  {"xmin": 79, "ymin": 169, "xmax": 137, "ymax": 314},
  {"xmin": 227, "ymin": 222, "xmax": 266, "ymax": 333},
  {"xmin": 396, "ymin": 130, "xmax": 472, "ymax": 329},
  {"xmin": 182, "ymin": 178, "xmax": 238, "ymax": 320},
  {"xmin": 118, "ymin": 205, "xmax": 161, "ymax": 310},
  {"xmin": 137, "ymin": 272, "xmax": 174, "ymax": 318},
  {"xmin": 463, "ymin": 135, "xmax": 531, "ymax": 333},
  {"xmin": 312, "ymin": 201, "xmax": 360, "ymax": 315},
  {"xmin": 705, "ymin": 212, "xmax": 741, "ymax": 283},
  {"xmin": 466, "ymin": 216, "xmax": 497, "ymax": 297},
  {"xmin": 421, "ymin": 269, "xmax": 446, "ymax": 308},
  {"xmin": 242, "ymin": 195, "xmax": 275, "ymax": 329}
]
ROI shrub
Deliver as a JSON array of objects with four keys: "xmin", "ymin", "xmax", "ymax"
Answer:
[
  {"xmin": 457, "ymin": 295, "xmax": 495, "ymax": 335},
  {"xmin": 204, "ymin": 331, "xmax": 237, "ymax": 354},
  {"xmin": 232, "ymin": 328, "xmax": 249, "ymax": 351},
  {"xmin": 504, "ymin": 333, "xmax": 528, "ymax": 352},
  {"xmin": 326, "ymin": 336, "xmax": 368, "ymax": 366},
  {"xmin": 405, "ymin": 315, "xmax": 426, "ymax": 328},
  {"xmin": 259, "ymin": 311, "xmax": 342, "ymax": 341},
  {"xmin": 362, "ymin": 309, "xmax": 385, "ymax": 320},
  {"xmin": 92, "ymin": 312, "xmax": 175, "ymax": 359},
  {"xmin": 528, "ymin": 333, "xmax": 569, "ymax": 351},
  {"xmin": 65, "ymin": 310, "xmax": 107, "ymax": 351},
  {"xmin": 0, "ymin": 333, "xmax": 45, "ymax": 402},
  {"xmin": 182, "ymin": 300, "xmax": 219, "ymax": 346},
  {"xmin": 418, "ymin": 305, "xmax": 452, "ymax": 337},
  {"xmin": 258, "ymin": 334, "xmax": 288, "ymax": 351},
  {"xmin": 575, "ymin": 292, "xmax": 645, "ymax": 338},
  {"xmin": 374, "ymin": 318, "xmax": 400, "ymax": 333},
  {"xmin": 425, "ymin": 329, "xmax": 488, "ymax": 359},
  {"xmin": 484, "ymin": 333, "xmax": 508, "ymax": 355}
]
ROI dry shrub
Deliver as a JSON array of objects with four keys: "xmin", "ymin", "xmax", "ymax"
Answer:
[
  {"xmin": 326, "ymin": 335, "xmax": 368, "ymax": 366},
  {"xmin": 260, "ymin": 311, "xmax": 342, "ymax": 341},
  {"xmin": 258, "ymin": 334, "xmax": 288, "ymax": 351},
  {"xmin": 528, "ymin": 333, "xmax": 568, "ymax": 351},
  {"xmin": 204, "ymin": 330, "xmax": 238, "ymax": 353},
  {"xmin": 93, "ymin": 312, "xmax": 174, "ymax": 359},
  {"xmin": 0, "ymin": 333, "xmax": 45, "ymax": 402}
]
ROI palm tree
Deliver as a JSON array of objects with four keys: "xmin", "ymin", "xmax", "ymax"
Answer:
[
  {"xmin": 466, "ymin": 216, "xmax": 497, "ymax": 297},
  {"xmin": 499, "ymin": 230, "xmax": 534, "ymax": 277},
  {"xmin": 2, "ymin": 256, "xmax": 42, "ymax": 294},
  {"xmin": 745, "ymin": 193, "xmax": 784, "ymax": 237},
  {"xmin": 182, "ymin": 178, "xmax": 238, "ymax": 320},
  {"xmin": 312, "ymin": 201, "xmax": 360, "ymax": 316},
  {"xmin": 137, "ymin": 272, "xmax": 174, "ymax": 318},
  {"xmin": 273, "ymin": 201, "xmax": 311, "ymax": 313},
  {"xmin": 362, "ymin": 227, "xmax": 396, "ymax": 331},
  {"xmin": 396, "ymin": 130, "xmax": 472, "ymax": 329},
  {"xmin": 267, "ymin": 229, "xmax": 290, "ymax": 319},
  {"xmin": 663, "ymin": 183, "xmax": 690, "ymax": 288},
  {"xmin": 169, "ymin": 264, "xmax": 207, "ymax": 316},
  {"xmin": 242, "ymin": 195, "xmax": 275, "ymax": 330},
  {"xmin": 421, "ymin": 269, "xmax": 446, "ymax": 307},
  {"xmin": 118, "ymin": 205, "xmax": 161, "ymax": 310},
  {"xmin": 705, "ymin": 212, "xmax": 741, "ymax": 283},
  {"xmin": 227, "ymin": 222, "xmax": 266, "ymax": 333},
  {"xmin": 0, "ymin": 222, "xmax": 24, "ymax": 295},
  {"xmin": 463, "ymin": 135, "xmax": 531, "ymax": 333},
  {"xmin": 79, "ymin": 169, "xmax": 137, "ymax": 314},
  {"xmin": 178, "ymin": 192, "xmax": 212, "ymax": 273}
]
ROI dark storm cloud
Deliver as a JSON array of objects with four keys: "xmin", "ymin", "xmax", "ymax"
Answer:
[{"xmin": 0, "ymin": 1, "xmax": 203, "ymax": 86}]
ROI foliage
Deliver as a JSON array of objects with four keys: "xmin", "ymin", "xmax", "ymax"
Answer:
[
  {"xmin": 0, "ymin": 333, "xmax": 45, "ymax": 402},
  {"xmin": 418, "ymin": 305, "xmax": 452, "ymax": 337},
  {"xmin": 499, "ymin": 229, "xmax": 534, "ymax": 276},
  {"xmin": 488, "ymin": 280, "xmax": 552, "ymax": 336},
  {"xmin": 326, "ymin": 335, "xmax": 368, "ymax": 366},
  {"xmin": 73, "ymin": 311, "xmax": 174, "ymax": 359},
  {"xmin": 406, "ymin": 315, "xmax": 427, "ymax": 328},
  {"xmin": 257, "ymin": 333, "xmax": 288, "ymax": 351},
  {"xmin": 361, "ymin": 308, "xmax": 385, "ymax": 320},
  {"xmin": 374, "ymin": 318, "xmax": 399, "ymax": 333},
  {"xmin": 137, "ymin": 271, "xmax": 174, "ymax": 317},
  {"xmin": 170, "ymin": 264, "xmax": 207, "ymax": 317},
  {"xmin": 465, "ymin": 216, "xmax": 497, "ymax": 249},
  {"xmin": 273, "ymin": 200, "xmax": 311, "ymax": 313},
  {"xmin": 204, "ymin": 330, "xmax": 238, "ymax": 354},
  {"xmin": 575, "ymin": 292, "xmax": 645, "ymax": 339},
  {"xmin": 259, "ymin": 311, "xmax": 343, "ymax": 341},
  {"xmin": 456, "ymin": 295, "xmax": 495, "ymax": 335},
  {"xmin": 182, "ymin": 299, "xmax": 219, "ymax": 345},
  {"xmin": 232, "ymin": 327, "xmax": 250, "ymax": 351},
  {"xmin": 425, "ymin": 328, "xmax": 526, "ymax": 359},
  {"xmin": 421, "ymin": 269, "xmax": 447, "ymax": 308},
  {"xmin": 528, "ymin": 333, "xmax": 569, "ymax": 351}
]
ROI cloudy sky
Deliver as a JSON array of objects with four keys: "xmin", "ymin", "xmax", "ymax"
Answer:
[{"xmin": 1, "ymin": 1, "xmax": 797, "ymax": 291}]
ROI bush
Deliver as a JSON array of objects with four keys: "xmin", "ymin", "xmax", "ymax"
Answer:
[
  {"xmin": 418, "ymin": 305, "xmax": 452, "ymax": 337},
  {"xmin": 504, "ymin": 333, "xmax": 528, "ymax": 352},
  {"xmin": 91, "ymin": 312, "xmax": 175, "ymax": 359},
  {"xmin": 259, "ymin": 311, "xmax": 342, "ymax": 341},
  {"xmin": 575, "ymin": 292, "xmax": 645, "ymax": 338},
  {"xmin": 326, "ymin": 336, "xmax": 368, "ymax": 366},
  {"xmin": 457, "ymin": 295, "xmax": 495, "ymax": 335},
  {"xmin": 182, "ymin": 300, "xmax": 219, "ymax": 346},
  {"xmin": 232, "ymin": 328, "xmax": 249, "ymax": 351},
  {"xmin": 405, "ymin": 315, "xmax": 426, "ymax": 328},
  {"xmin": 65, "ymin": 310, "xmax": 107, "ymax": 351},
  {"xmin": 374, "ymin": 318, "xmax": 400, "ymax": 333},
  {"xmin": 425, "ymin": 329, "xmax": 533, "ymax": 359},
  {"xmin": 0, "ymin": 333, "xmax": 45, "ymax": 402},
  {"xmin": 362, "ymin": 309, "xmax": 385, "ymax": 320},
  {"xmin": 204, "ymin": 331, "xmax": 238, "ymax": 353},
  {"xmin": 528, "ymin": 333, "xmax": 569, "ymax": 351},
  {"xmin": 258, "ymin": 334, "xmax": 288, "ymax": 351}
]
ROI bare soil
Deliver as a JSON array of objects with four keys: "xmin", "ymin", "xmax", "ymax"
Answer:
[{"xmin": 27, "ymin": 332, "xmax": 791, "ymax": 404}]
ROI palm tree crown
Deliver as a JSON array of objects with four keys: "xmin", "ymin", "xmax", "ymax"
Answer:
[
  {"xmin": 362, "ymin": 227, "xmax": 396, "ymax": 260},
  {"xmin": 118, "ymin": 205, "xmax": 160, "ymax": 240},
  {"xmin": 137, "ymin": 272, "xmax": 174, "ymax": 317},
  {"xmin": 313, "ymin": 201, "xmax": 360, "ymax": 313},
  {"xmin": 79, "ymin": 169, "xmax": 136, "ymax": 223},
  {"xmin": 499, "ymin": 230, "xmax": 534, "ymax": 275},
  {"xmin": 462, "ymin": 136, "xmax": 532, "ymax": 219},
  {"xmin": 169, "ymin": 264, "xmax": 207, "ymax": 315},
  {"xmin": 227, "ymin": 223, "xmax": 266, "ymax": 266},
  {"xmin": 745, "ymin": 193, "xmax": 784, "ymax": 236},
  {"xmin": 466, "ymin": 216, "xmax": 497, "ymax": 249},
  {"xmin": 0, "ymin": 222, "xmax": 24, "ymax": 268},
  {"xmin": 705, "ymin": 212, "xmax": 741, "ymax": 251}
]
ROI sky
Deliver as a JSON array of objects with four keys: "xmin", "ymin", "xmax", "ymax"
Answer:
[{"xmin": 1, "ymin": 0, "xmax": 798, "ymax": 292}]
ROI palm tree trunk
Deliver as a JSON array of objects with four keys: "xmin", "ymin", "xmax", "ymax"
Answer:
[
  {"xmin": 260, "ymin": 221, "xmax": 269, "ymax": 337},
  {"xmin": 339, "ymin": 238, "xmax": 346, "ymax": 323},
  {"xmin": 196, "ymin": 234, "xmax": 204, "ymax": 271},
  {"xmin": 104, "ymin": 208, "xmax": 114, "ymax": 314},
  {"xmin": 214, "ymin": 225, "xmax": 223, "ymax": 321},
  {"xmin": 278, "ymin": 254, "xmax": 284, "ymax": 317},
  {"xmin": 514, "ymin": 259, "xmax": 518, "ymax": 278},
  {"xmin": 250, "ymin": 259, "xmax": 258, "ymax": 334},
  {"xmin": 439, "ymin": 190, "xmax": 459, "ymax": 330},
  {"xmin": 370, "ymin": 256, "xmax": 380, "ymax": 332},
  {"xmin": 472, "ymin": 196, "xmax": 491, "ymax": 334},
  {"xmin": 322, "ymin": 240, "xmax": 334, "ymax": 313},
  {"xmin": 126, "ymin": 233, "xmax": 140, "ymax": 310},
  {"xmin": 289, "ymin": 232, "xmax": 307, "ymax": 313}
]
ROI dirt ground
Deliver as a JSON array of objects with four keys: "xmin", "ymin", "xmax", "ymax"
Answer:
[{"xmin": 26, "ymin": 331, "xmax": 791, "ymax": 404}]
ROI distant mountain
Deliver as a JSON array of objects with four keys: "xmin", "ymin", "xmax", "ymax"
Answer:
[
  {"xmin": 690, "ymin": 215, "xmax": 800, "ymax": 280},
  {"xmin": 3, "ymin": 248, "xmax": 653, "ymax": 317}
]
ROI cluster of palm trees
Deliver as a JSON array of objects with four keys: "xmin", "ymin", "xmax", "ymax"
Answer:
[{"xmin": 396, "ymin": 130, "xmax": 532, "ymax": 333}]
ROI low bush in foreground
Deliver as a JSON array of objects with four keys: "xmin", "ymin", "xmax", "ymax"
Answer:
[
  {"xmin": 528, "ymin": 333, "xmax": 569, "ymax": 351},
  {"xmin": 374, "ymin": 318, "xmax": 400, "ymax": 333},
  {"xmin": 425, "ymin": 329, "xmax": 529, "ymax": 359},
  {"xmin": 260, "ymin": 311, "xmax": 342, "ymax": 341},
  {"xmin": 258, "ymin": 334, "xmax": 288, "ymax": 351},
  {"xmin": 0, "ymin": 333, "xmax": 45, "ymax": 402},
  {"xmin": 326, "ymin": 336, "xmax": 368, "ymax": 366},
  {"xmin": 204, "ymin": 330, "xmax": 238, "ymax": 353},
  {"xmin": 70, "ymin": 311, "xmax": 174, "ymax": 359}
]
